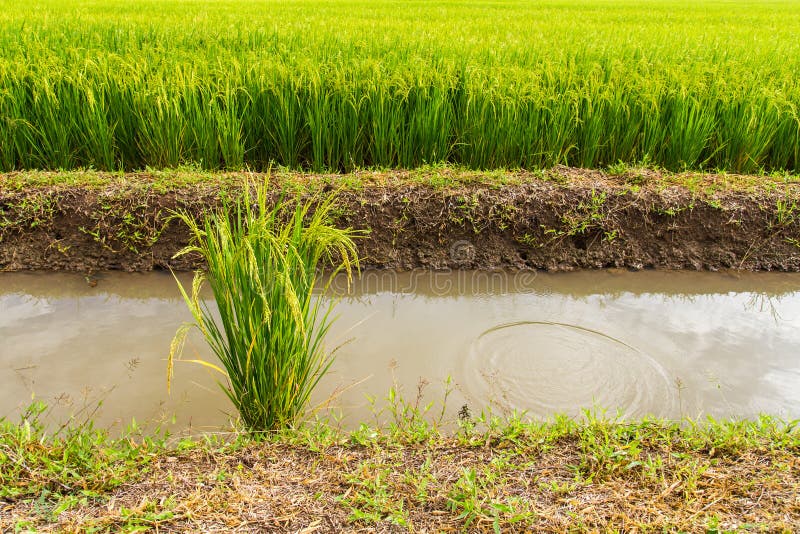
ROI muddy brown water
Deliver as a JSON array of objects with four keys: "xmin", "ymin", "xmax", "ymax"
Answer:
[{"xmin": 1, "ymin": 270, "xmax": 799, "ymax": 433}]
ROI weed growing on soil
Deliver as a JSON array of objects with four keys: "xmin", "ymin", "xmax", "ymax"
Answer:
[
  {"xmin": 93, "ymin": 193, "xmax": 166, "ymax": 253},
  {"xmin": 3, "ymin": 168, "xmax": 800, "ymax": 271},
  {"xmin": 167, "ymin": 179, "xmax": 360, "ymax": 431},
  {"xmin": 774, "ymin": 195, "xmax": 799, "ymax": 229},
  {"xmin": 538, "ymin": 189, "xmax": 619, "ymax": 246},
  {"xmin": 0, "ymin": 191, "xmax": 57, "ymax": 241},
  {"xmin": 560, "ymin": 190, "xmax": 609, "ymax": 237}
]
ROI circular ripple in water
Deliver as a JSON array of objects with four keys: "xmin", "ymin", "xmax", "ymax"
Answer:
[{"xmin": 462, "ymin": 321, "xmax": 677, "ymax": 418}]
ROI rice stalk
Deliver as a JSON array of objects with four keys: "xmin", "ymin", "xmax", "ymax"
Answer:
[{"xmin": 168, "ymin": 179, "xmax": 360, "ymax": 431}]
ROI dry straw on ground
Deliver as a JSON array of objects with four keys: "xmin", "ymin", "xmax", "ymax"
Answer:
[{"xmin": 3, "ymin": 416, "xmax": 798, "ymax": 532}]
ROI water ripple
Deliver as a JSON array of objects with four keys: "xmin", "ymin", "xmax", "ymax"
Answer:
[{"xmin": 462, "ymin": 321, "xmax": 678, "ymax": 418}]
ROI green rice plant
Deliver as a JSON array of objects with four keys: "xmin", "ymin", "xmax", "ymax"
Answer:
[
  {"xmin": 215, "ymin": 86, "xmax": 248, "ymax": 170},
  {"xmin": 265, "ymin": 74, "xmax": 310, "ymax": 169},
  {"xmin": 1, "ymin": 0, "xmax": 799, "ymax": 172},
  {"xmin": 185, "ymin": 90, "xmax": 222, "ymax": 170},
  {"xmin": 575, "ymin": 92, "xmax": 608, "ymax": 168},
  {"xmin": 104, "ymin": 70, "xmax": 144, "ymax": 170},
  {"xmin": 538, "ymin": 93, "xmax": 578, "ymax": 167},
  {"xmin": 167, "ymin": 180, "xmax": 360, "ymax": 431},
  {"xmin": 331, "ymin": 86, "xmax": 369, "ymax": 171},
  {"xmin": 367, "ymin": 80, "xmax": 407, "ymax": 168},
  {"xmin": 25, "ymin": 77, "xmax": 75, "ymax": 169},
  {"xmin": 632, "ymin": 91, "xmax": 667, "ymax": 165},
  {"xmin": 306, "ymin": 77, "xmax": 335, "ymax": 172},
  {"xmin": 714, "ymin": 94, "xmax": 779, "ymax": 173},
  {"xmin": 455, "ymin": 88, "xmax": 506, "ymax": 169},
  {"xmin": 243, "ymin": 83, "xmax": 279, "ymax": 170},
  {"xmin": 662, "ymin": 92, "xmax": 717, "ymax": 170},
  {"xmin": 305, "ymin": 73, "xmax": 368, "ymax": 172},
  {"xmin": 135, "ymin": 86, "xmax": 187, "ymax": 169},
  {"xmin": 769, "ymin": 98, "xmax": 800, "ymax": 172},
  {"xmin": 0, "ymin": 77, "xmax": 28, "ymax": 171},
  {"xmin": 600, "ymin": 86, "xmax": 641, "ymax": 165},
  {"xmin": 404, "ymin": 83, "xmax": 454, "ymax": 166}
]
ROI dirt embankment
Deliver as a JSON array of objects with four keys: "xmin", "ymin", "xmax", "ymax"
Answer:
[{"xmin": 1, "ymin": 168, "xmax": 799, "ymax": 272}]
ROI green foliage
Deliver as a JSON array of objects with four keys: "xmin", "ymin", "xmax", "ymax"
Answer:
[
  {"xmin": 2, "ymin": 398, "xmax": 798, "ymax": 531},
  {"xmin": 168, "ymin": 179, "xmax": 360, "ymax": 431},
  {"xmin": 446, "ymin": 465, "xmax": 534, "ymax": 532},
  {"xmin": 0, "ymin": 0, "xmax": 798, "ymax": 172},
  {"xmin": 539, "ymin": 189, "xmax": 618, "ymax": 244},
  {"xmin": 0, "ymin": 190, "xmax": 58, "ymax": 241},
  {"xmin": 0, "ymin": 402, "xmax": 157, "ymax": 501}
]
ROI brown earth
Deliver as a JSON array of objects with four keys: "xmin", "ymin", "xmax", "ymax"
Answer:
[{"xmin": 1, "ymin": 167, "xmax": 800, "ymax": 272}]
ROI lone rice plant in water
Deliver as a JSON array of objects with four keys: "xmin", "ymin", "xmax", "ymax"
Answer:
[{"xmin": 168, "ymin": 180, "xmax": 359, "ymax": 431}]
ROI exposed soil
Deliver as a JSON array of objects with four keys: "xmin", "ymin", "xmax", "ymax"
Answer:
[{"xmin": 2, "ymin": 167, "xmax": 800, "ymax": 272}]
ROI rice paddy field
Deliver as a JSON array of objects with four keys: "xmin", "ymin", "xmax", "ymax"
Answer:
[
  {"xmin": 2, "ymin": 0, "xmax": 800, "ymax": 173},
  {"xmin": 4, "ymin": 4, "xmax": 800, "ymax": 531}
]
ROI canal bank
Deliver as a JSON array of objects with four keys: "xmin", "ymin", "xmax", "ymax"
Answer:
[{"xmin": 2, "ymin": 167, "xmax": 799, "ymax": 273}]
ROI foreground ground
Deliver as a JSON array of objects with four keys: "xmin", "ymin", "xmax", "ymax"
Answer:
[
  {"xmin": 1, "ymin": 408, "xmax": 798, "ymax": 532},
  {"xmin": 1, "ymin": 167, "xmax": 800, "ymax": 273}
]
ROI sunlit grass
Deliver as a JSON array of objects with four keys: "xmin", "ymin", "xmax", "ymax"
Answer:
[
  {"xmin": 3, "ymin": 399, "xmax": 798, "ymax": 531},
  {"xmin": 0, "ymin": 0, "xmax": 798, "ymax": 173}
]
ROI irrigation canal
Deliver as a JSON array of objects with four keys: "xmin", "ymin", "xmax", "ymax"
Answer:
[{"xmin": 1, "ymin": 270, "xmax": 799, "ymax": 432}]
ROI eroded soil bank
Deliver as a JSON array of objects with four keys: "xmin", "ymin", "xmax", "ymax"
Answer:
[{"xmin": 1, "ymin": 167, "xmax": 799, "ymax": 272}]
